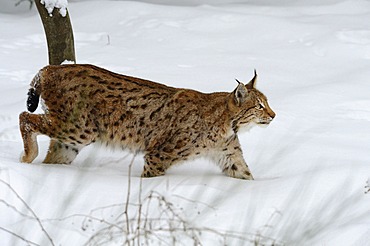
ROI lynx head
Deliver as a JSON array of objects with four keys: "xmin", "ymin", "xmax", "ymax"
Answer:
[{"xmin": 229, "ymin": 70, "xmax": 275, "ymax": 132}]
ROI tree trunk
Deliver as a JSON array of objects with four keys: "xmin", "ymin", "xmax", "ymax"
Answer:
[
  {"xmin": 34, "ymin": 0, "xmax": 76, "ymax": 65},
  {"xmin": 34, "ymin": 0, "xmax": 76, "ymax": 163}
]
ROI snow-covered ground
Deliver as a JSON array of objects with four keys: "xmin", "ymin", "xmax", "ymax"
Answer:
[{"xmin": 1, "ymin": 0, "xmax": 370, "ymax": 245}]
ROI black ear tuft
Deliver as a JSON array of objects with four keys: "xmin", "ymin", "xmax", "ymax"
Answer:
[{"xmin": 246, "ymin": 70, "xmax": 257, "ymax": 89}]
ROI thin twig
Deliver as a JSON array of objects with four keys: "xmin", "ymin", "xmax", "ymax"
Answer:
[
  {"xmin": 15, "ymin": 0, "xmax": 33, "ymax": 9},
  {"xmin": 124, "ymin": 152, "xmax": 137, "ymax": 246},
  {"xmin": 0, "ymin": 226, "xmax": 40, "ymax": 246},
  {"xmin": 0, "ymin": 179, "xmax": 55, "ymax": 246},
  {"xmin": 136, "ymin": 174, "xmax": 143, "ymax": 246},
  {"xmin": 172, "ymin": 194, "xmax": 217, "ymax": 211},
  {"xmin": 0, "ymin": 199, "xmax": 35, "ymax": 219},
  {"xmin": 78, "ymin": 166, "xmax": 283, "ymax": 246}
]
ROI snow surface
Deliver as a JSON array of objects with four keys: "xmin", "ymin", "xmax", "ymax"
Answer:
[
  {"xmin": 41, "ymin": 0, "xmax": 68, "ymax": 17},
  {"xmin": 1, "ymin": 0, "xmax": 370, "ymax": 245}
]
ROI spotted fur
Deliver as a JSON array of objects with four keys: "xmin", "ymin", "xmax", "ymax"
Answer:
[{"xmin": 19, "ymin": 64, "xmax": 275, "ymax": 179}]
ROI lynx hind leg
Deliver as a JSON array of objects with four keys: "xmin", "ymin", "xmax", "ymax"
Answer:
[
  {"xmin": 19, "ymin": 111, "xmax": 43, "ymax": 163},
  {"xmin": 141, "ymin": 152, "xmax": 170, "ymax": 178},
  {"xmin": 43, "ymin": 139, "xmax": 81, "ymax": 164}
]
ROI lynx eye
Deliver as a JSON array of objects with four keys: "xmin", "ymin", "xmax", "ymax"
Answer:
[{"xmin": 256, "ymin": 103, "xmax": 264, "ymax": 110}]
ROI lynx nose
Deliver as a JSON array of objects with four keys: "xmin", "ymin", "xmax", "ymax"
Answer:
[{"xmin": 268, "ymin": 110, "xmax": 276, "ymax": 121}]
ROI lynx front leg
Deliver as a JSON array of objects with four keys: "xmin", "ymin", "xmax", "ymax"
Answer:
[
  {"xmin": 220, "ymin": 152, "xmax": 254, "ymax": 180},
  {"xmin": 214, "ymin": 137, "xmax": 254, "ymax": 180}
]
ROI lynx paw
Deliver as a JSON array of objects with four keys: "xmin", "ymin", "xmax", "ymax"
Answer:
[
  {"xmin": 141, "ymin": 166, "xmax": 165, "ymax": 178},
  {"xmin": 223, "ymin": 166, "xmax": 254, "ymax": 180},
  {"xmin": 141, "ymin": 171, "xmax": 165, "ymax": 178},
  {"xmin": 20, "ymin": 151, "xmax": 36, "ymax": 163}
]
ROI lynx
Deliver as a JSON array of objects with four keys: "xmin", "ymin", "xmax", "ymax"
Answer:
[{"xmin": 19, "ymin": 64, "xmax": 275, "ymax": 179}]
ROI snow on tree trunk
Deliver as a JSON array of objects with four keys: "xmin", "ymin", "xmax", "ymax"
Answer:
[
  {"xmin": 40, "ymin": 0, "xmax": 68, "ymax": 17},
  {"xmin": 35, "ymin": 0, "xmax": 75, "ymax": 65}
]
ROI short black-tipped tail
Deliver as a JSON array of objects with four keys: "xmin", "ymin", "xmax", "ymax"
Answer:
[
  {"xmin": 27, "ymin": 88, "xmax": 40, "ymax": 112},
  {"xmin": 27, "ymin": 70, "xmax": 42, "ymax": 112}
]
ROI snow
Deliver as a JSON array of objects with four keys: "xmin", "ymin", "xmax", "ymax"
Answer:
[
  {"xmin": 41, "ymin": 0, "xmax": 68, "ymax": 17},
  {"xmin": 1, "ymin": 0, "xmax": 370, "ymax": 245}
]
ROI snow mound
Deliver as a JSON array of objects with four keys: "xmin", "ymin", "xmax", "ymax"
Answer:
[{"xmin": 41, "ymin": 0, "xmax": 68, "ymax": 17}]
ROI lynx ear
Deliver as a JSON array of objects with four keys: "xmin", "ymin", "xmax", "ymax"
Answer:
[
  {"xmin": 233, "ymin": 79, "xmax": 248, "ymax": 106},
  {"xmin": 246, "ymin": 69, "xmax": 257, "ymax": 89}
]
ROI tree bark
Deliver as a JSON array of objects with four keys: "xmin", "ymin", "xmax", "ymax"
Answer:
[
  {"xmin": 34, "ymin": 0, "xmax": 76, "ymax": 65},
  {"xmin": 34, "ymin": 0, "xmax": 76, "ymax": 163}
]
